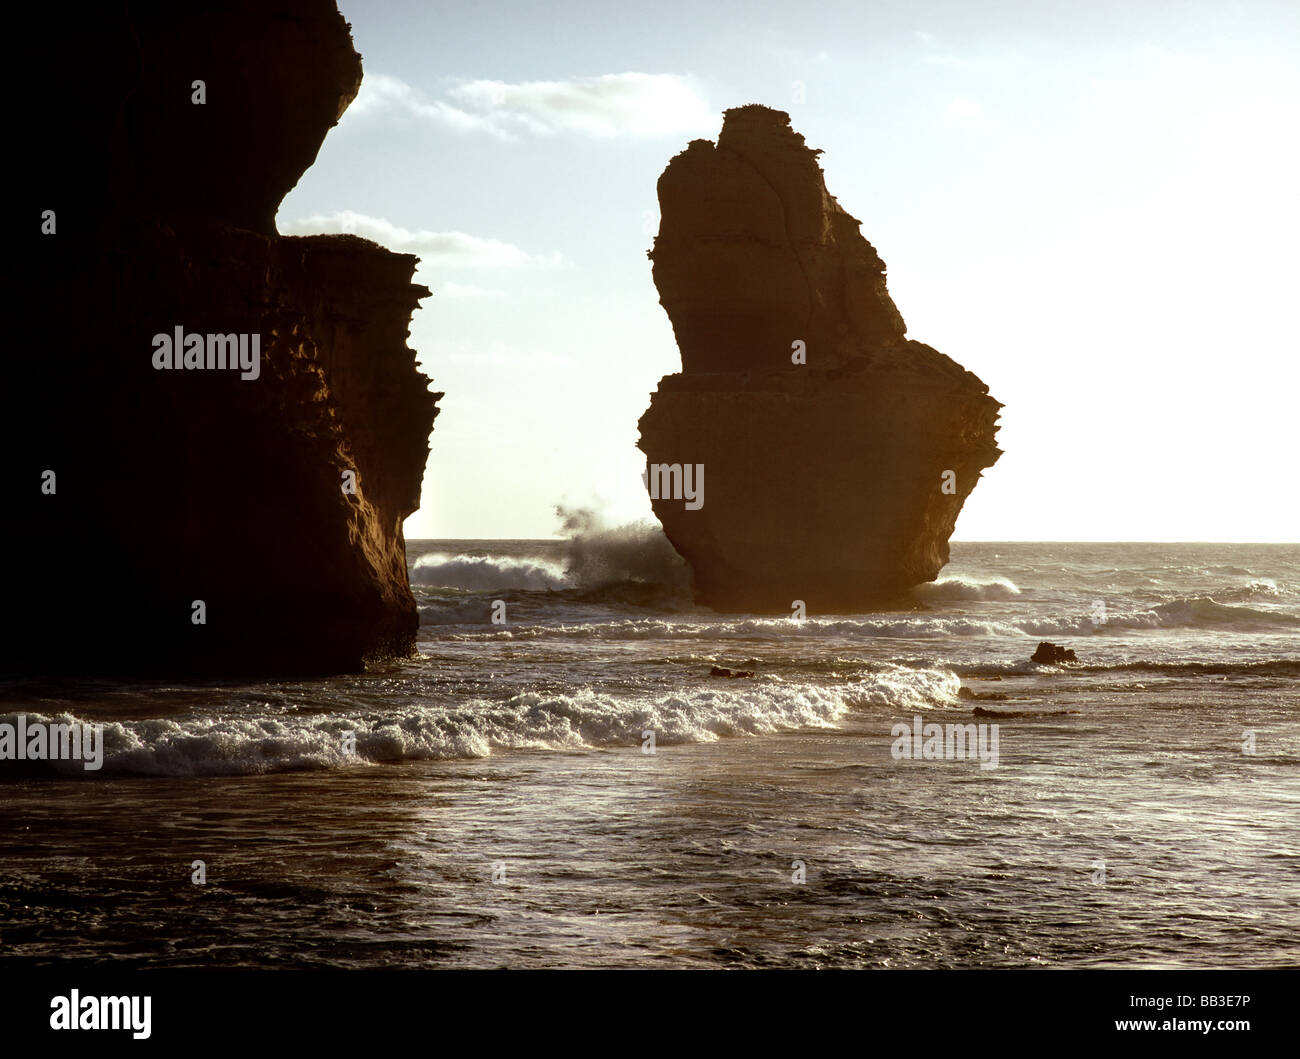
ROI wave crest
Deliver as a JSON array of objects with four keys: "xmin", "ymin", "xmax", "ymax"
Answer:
[
  {"xmin": 3, "ymin": 667, "xmax": 956, "ymax": 777},
  {"xmin": 555, "ymin": 505, "xmax": 691, "ymax": 589},
  {"xmin": 411, "ymin": 506, "xmax": 692, "ymax": 607},
  {"xmin": 412, "ymin": 554, "xmax": 567, "ymax": 592},
  {"xmin": 915, "ymin": 576, "xmax": 1022, "ymax": 601}
]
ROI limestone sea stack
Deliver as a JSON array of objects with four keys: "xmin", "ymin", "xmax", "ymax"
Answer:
[
  {"xmin": 638, "ymin": 105, "xmax": 1002, "ymax": 612},
  {"xmin": 16, "ymin": 1, "xmax": 439, "ymax": 676}
]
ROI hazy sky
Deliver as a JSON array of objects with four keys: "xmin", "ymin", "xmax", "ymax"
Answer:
[{"xmin": 278, "ymin": 0, "xmax": 1299, "ymax": 542}]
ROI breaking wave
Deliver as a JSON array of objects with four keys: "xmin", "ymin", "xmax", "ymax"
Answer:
[
  {"xmin": 554, "ymin": 505, "xmax": 691, "ymax": 589},
  {"xmin": 412, "ymin": 505, "xmax": 689, "ymax": 600},
  {"xmin": 3, "ymin": 666, "xmax": 957, "ymax": 777},
  {"xmin": 437, "ymin": 594, "xmax": 1299, "ymax": 642},
  {"xmin": 412, "ymin": 555, "xmax": 567, "ymax": 592},
  {"xmin": 914, "ymin": 576, "xmax": 1022, "ymax": 601}
]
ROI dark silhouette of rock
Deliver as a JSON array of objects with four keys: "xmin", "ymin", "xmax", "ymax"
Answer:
[
  {"xmin": 118, "ymin": 0, "xmax": 364, "ymax": 234},
  {"xmin": 638, "ymin": 105, "xmax": 1002, "ymax": 612},
  {"xmin": 16, "ymin": 1, "xmax": 439, "ymax": 676},
  {"xmin": 1031, "ymin": 642, "xmax": 1079, "ymax": 665},
  {"xmin": 709, "ymin": 666, "xmax": 755, "ymax": 678},
  {"xmin": 973, "ymin": 707, "xmax": 1081, "ymax": 718}
]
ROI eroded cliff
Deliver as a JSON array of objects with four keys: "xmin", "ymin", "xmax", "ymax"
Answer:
[
  {"xmin": 638, "ymin": 105, "xmax": 1002, "ymax": 612},
  {"xmin": 18, "ymin": 1, "xmax": 440, "ymax": 675}
]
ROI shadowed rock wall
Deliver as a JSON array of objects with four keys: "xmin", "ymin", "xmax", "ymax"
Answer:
[{"xmin": 17, "ymin": 1, "xmax": 440, "ymax": 676}]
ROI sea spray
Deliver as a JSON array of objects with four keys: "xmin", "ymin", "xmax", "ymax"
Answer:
[
  {"xmin": 412, "ymin": 505, "xmax": 690, "ymax": 594},
  {"xmin": 555, "ymin": 504, "xmax": 691, "ymax": 589}
]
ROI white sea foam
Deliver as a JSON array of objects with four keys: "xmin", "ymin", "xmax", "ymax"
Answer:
[
  {"xmin": 915, "ymin": 576, "xmax": 1022, "ymax": 601},
  {"xmin": 554, "ymin": 505, "xmax": 691, "ymax": 588},
  {"xmin": 444, "ymin": 615, "xmax": 1023, "ymax": 642},
  {"xmin": 412, "ymin": 554, "xmax": 567, "ymax": 591},
  {"xmin": 4, "ymin": 667, "xmax": 958, "ymax": 776},
  {"xmin": 433, "ymin": 592, "xmax": 1298, "ymax": 644},
  {"xmin": 411, "ymin": 507, "xmax": 690, "ymax": 597}
]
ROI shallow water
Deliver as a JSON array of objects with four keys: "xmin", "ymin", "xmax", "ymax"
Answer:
[{"xmin": 2, "ymin": 542, "xmax": 1297, "ymax": 968}]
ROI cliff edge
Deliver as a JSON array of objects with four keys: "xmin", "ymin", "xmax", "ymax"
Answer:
[{"xmin": 17, "ymin": 0, "xmax": 440, "ymax": 676}]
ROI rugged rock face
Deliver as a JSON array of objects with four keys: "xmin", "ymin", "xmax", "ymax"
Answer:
[
  {"xmin": 1031, "ymin": 642, "xmax": 1079, "ymax": 665},
  {"xmin": 17, "ymin": 1, "xmax": 439, "ymax": 676},
  {"xmin": 638, "ymin": 105, "xmax": 1001, "ymax": 612}
]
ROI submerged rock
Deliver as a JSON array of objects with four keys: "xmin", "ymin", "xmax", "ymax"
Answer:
[
  {"xmin": 709, "ymin": 666, "xmax": 756, "ymax": 678},
  {"xmin": 957, "ymin": 687, "xmax": 1009, "ymax": 701},
  {"xmin": 17, "ymin": 1, "xmax": 439, "ymax": 676},
  {"xmin": 1031, "ymin": 642, "xmax": 1079, "ymax": 665},
  {"xmin": 973, "ymin": 707, "xmax": 1081, "ymax": 718},
  {"xmin": 638, "ymin": 105, "xmax": 1001, "ymax": 612}
]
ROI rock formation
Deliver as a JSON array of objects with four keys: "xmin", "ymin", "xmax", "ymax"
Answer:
[
  {"xmin": 638, "ymin": 105, "xmax": 1002, "ymax": 612},
  {"xmin": 1031, "ymin": 643, "xmax": 1079, "ymax": 665},
  {"xmin": 16, "ymin": 1, "xmax": 439, "ymax": 676},
  {"xmin": 709, "ymin": 666, "xmax": 756, "ymax": 678}
]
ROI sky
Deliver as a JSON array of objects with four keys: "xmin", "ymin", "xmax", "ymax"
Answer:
[{"xmin": 277, "ymin": 0, "xmax": 1300, "ymax": 542}]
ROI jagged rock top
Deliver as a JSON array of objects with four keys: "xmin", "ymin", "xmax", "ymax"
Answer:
[
  {"xmin": 650, "ymin": 104, "xmax": 987, "ymax": 394},
  {"xmin": 638, "ymin": 105, "xmax": 1003, "ymax": 611}
]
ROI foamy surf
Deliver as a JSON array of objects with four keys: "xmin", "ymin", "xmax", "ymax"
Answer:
[
  {"xmin": 412, "ymin": 554, "xmax": 568, "ymax": 591},
  {"xmin": 914, "ymin": 576, "xmax": 1022, "ymax": 601},
  {"xmin": 7, "ymin": 541, "xmax": 1297, "ymax": 974},
  {"xmin": 411, "ymin": 509, "xmax": 691, "ymax": 596},
  {"xmin": 2, "ymin": 667, "xmax": 959, "ymax": 777},
  {"xmin": 433, "ymin": 592, "xmax": 1300, "ymax": 643}
]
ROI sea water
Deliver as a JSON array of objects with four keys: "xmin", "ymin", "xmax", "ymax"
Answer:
[{"xmin": 1, "ymin": 539, "xmax": 1296, "ymax": 968}]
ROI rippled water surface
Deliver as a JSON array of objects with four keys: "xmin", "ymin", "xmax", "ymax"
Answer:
[{"xmin": 2, "ymin": 542, "xmax": 1297, "ymax": 968}]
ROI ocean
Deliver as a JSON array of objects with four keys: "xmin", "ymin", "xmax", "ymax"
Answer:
[{"xmin": 2, "ymin": 537, "xmax": 1297, "ymax": 969}]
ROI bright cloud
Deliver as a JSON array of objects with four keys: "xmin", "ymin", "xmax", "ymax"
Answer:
[
  {"xmin": 344, "ymin": 71, "xmax": 716, "ymax": 139},
  {"xmin": 279, "ymin": 210, "xmax": 564, "ymax": 268}
]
